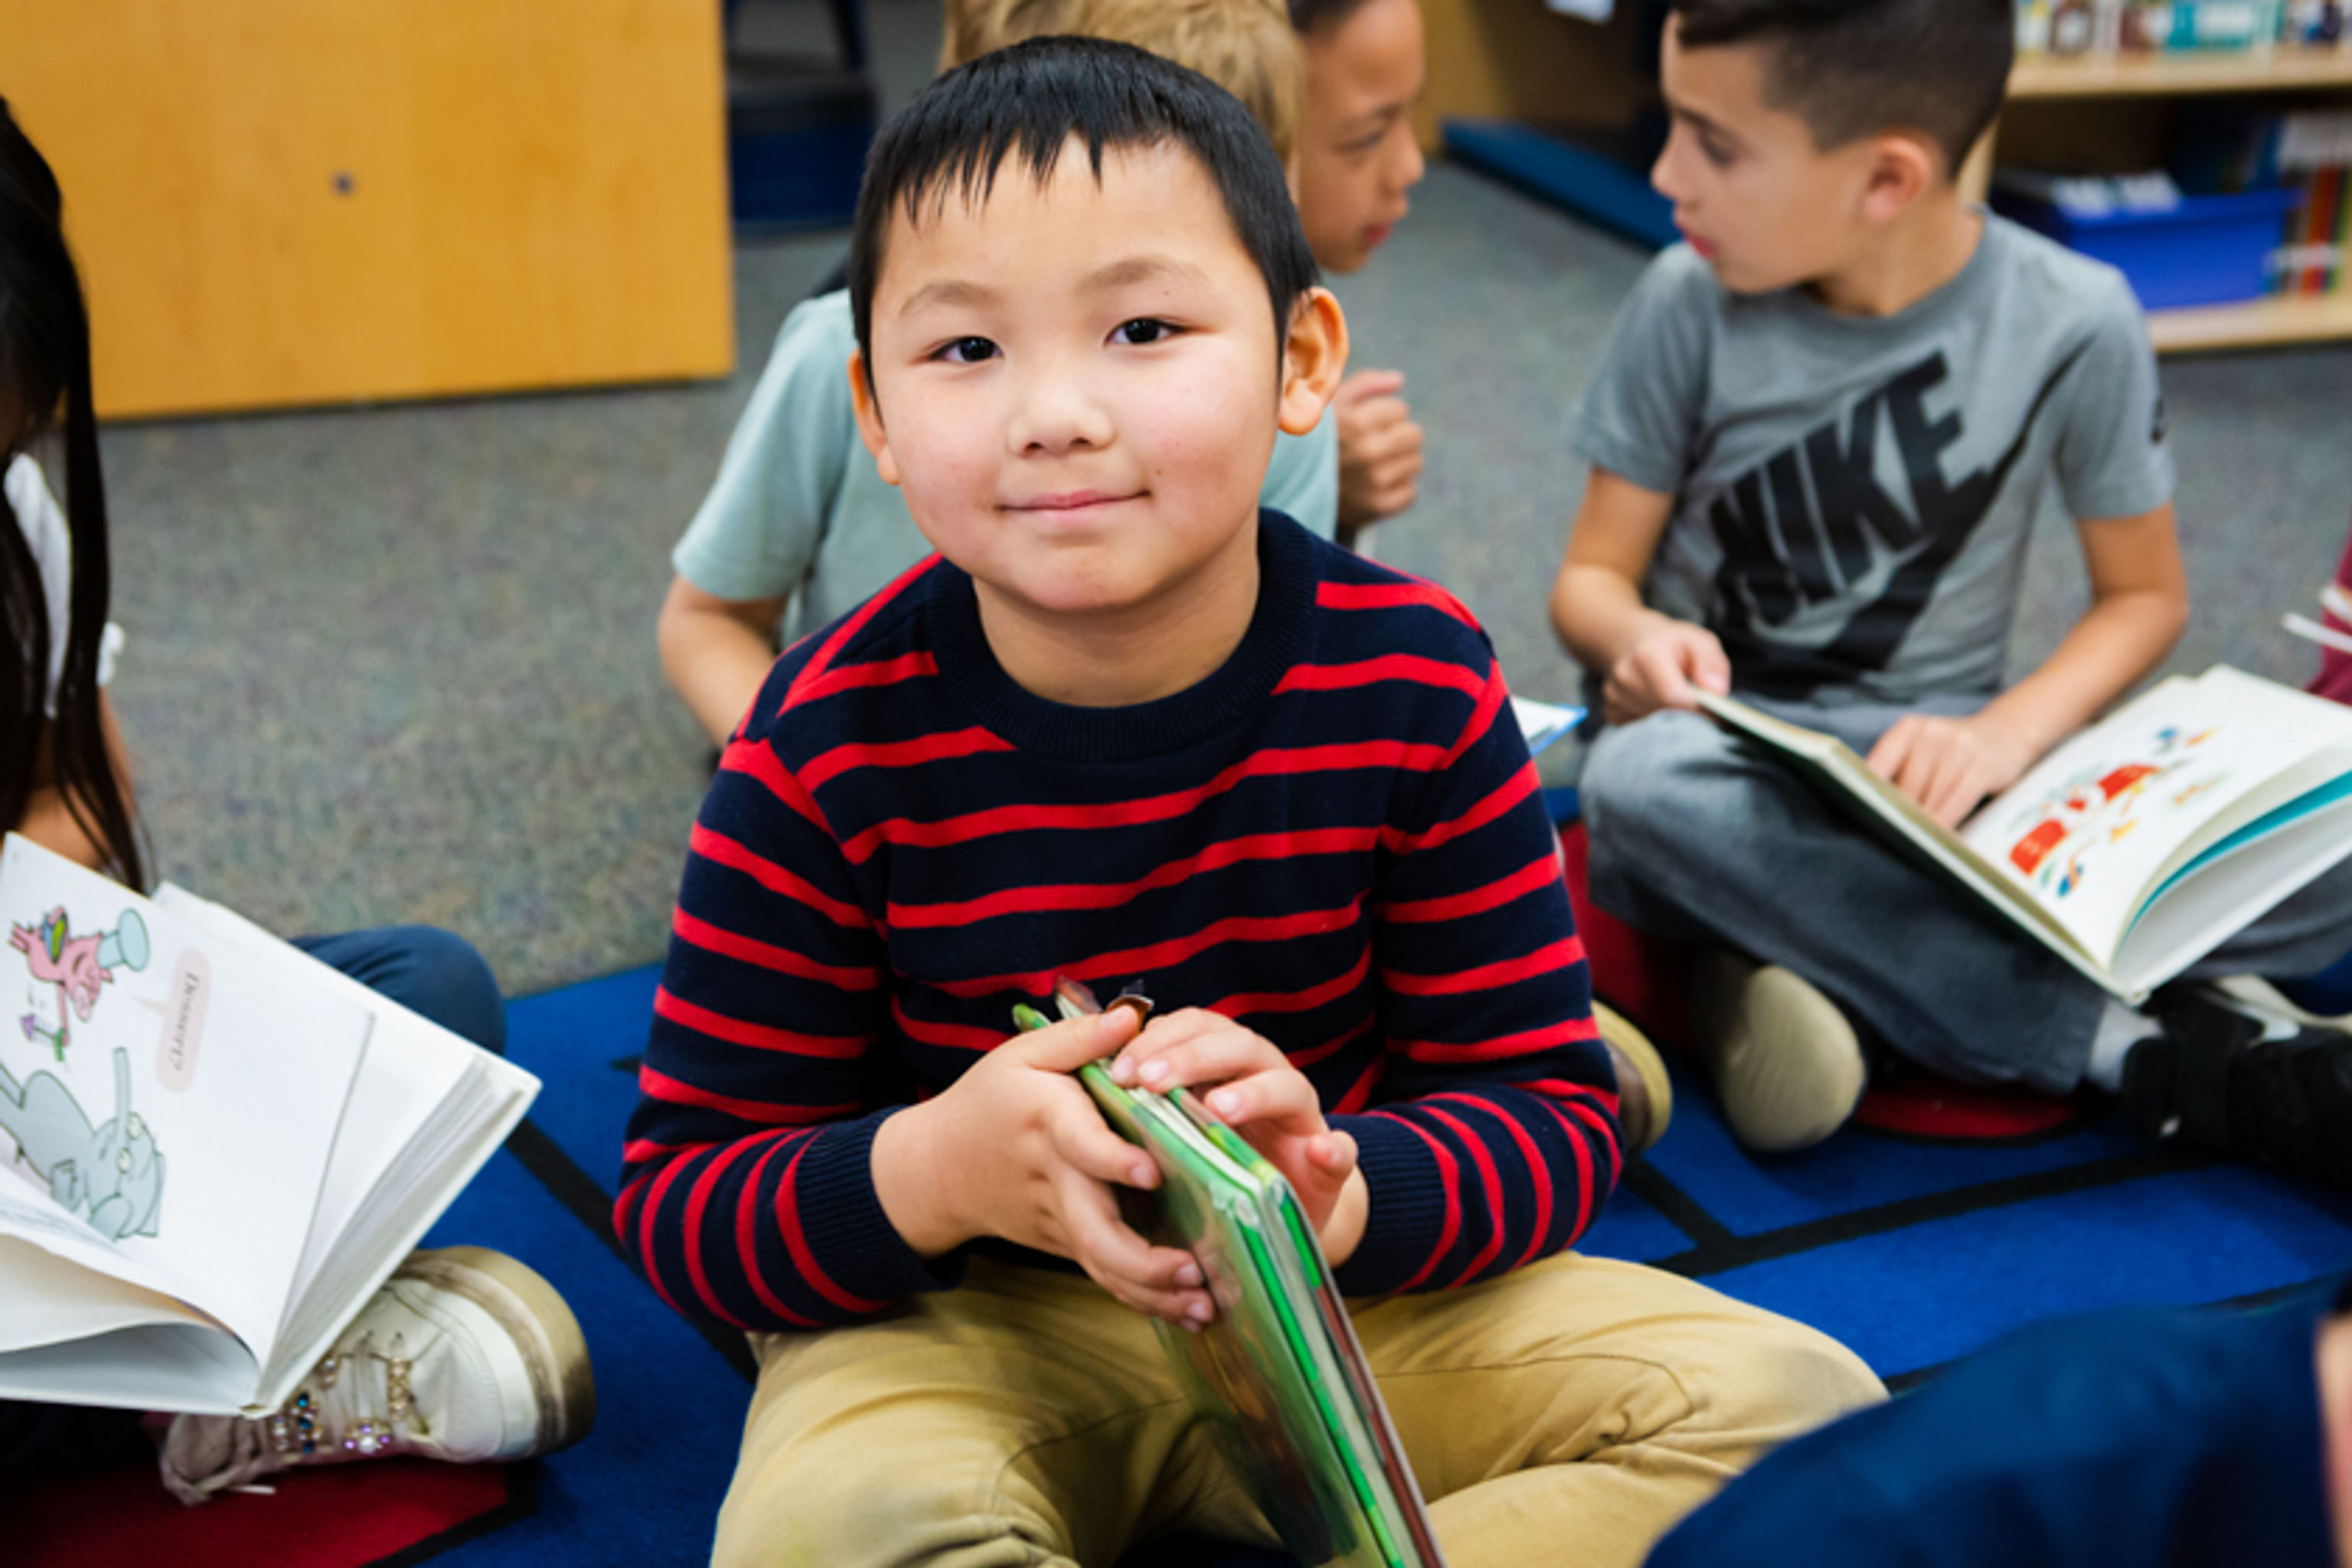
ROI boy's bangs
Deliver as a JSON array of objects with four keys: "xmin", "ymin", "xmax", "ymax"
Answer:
[
  {"xmin": 850, "ymin": 37, "xmax": 1318, "ymax": 370},
  {"xmin": 894, "ymin": 124, "xmax": 1155, "ymax": 234}
]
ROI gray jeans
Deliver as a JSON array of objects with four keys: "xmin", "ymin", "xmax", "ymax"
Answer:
[{"xmin": 1579, "ymin": 695, "xmax": 2352, "ymax": 1093}]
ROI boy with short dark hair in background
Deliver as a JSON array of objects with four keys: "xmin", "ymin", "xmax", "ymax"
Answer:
[
  {"xmin": 623, "ymin": 38, "xmax": 1878, "ymax": 1567},
  {"xmin": 1552, "ymin": 0, "xmax": 2352, "ymax": 1178}
]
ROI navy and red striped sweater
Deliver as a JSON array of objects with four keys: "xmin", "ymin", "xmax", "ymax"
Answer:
[{"xmin": 619, "ymin": 513, "xmax": 1620, "ymax": 1330}]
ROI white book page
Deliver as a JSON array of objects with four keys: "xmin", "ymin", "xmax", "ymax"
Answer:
[
  {"xmin": 0, "ymin": 1233, "xmax": 220, "ymax": 1353},
  {"xmin": 2112, "ymin": 793, "xmax": 2352, "ymax": 995},
  {"xmin": 1511, "ymin": 697, "xmax": 1585, "ymax": 758},
  {"xmin": 153, "ymin": 887, "xmax": 475, "ymax": 1314},
  {"xmin": 0, "ymin": 837, "xmax": 366, "ymax": 1369},
  {"xmin": 1959, "ymin": 671, "xmax": 2352, "ymax": 963},
  {"xmin": 0, "ymin": 1317, "xmax": 260, "ymax": 1415},
  {"xmin": 0, "ymin": 1185, "xmax": 202, "ymax": 1331}
]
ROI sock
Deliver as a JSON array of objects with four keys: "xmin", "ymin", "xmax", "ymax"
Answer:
[{"xmin": 2087, "ymin": 1000, "xmax": 2161, "ymax": 1093}]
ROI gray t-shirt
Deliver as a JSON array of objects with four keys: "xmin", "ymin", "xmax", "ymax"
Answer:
[
  {"xmin": 1568, "ymin": 217, "xmax": 2174, "ymax": 702},
  {"xmin": 675, "ymin": 289, "xmax": 1341, "ymax": 648}
]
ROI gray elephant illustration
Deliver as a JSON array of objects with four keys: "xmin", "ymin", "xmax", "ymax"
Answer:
[{"xmin": 0, "ymin": 1046, "xmax": 163, "ymax": 1240}]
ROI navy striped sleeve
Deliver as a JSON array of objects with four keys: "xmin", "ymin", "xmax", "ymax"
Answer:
[
  {"xmin": 617, "ymin": 572, "xmax": 958, "ymax": 1330},
  {"xmin": 1317, "ymin": 579, "xmax": 1619, "ymax": 1296}
]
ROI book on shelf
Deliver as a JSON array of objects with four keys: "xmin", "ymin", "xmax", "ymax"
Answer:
[
  {"xmin": 0, "ymin": 835, "xmax": 537, "ymax": 1416},
  {"xmin": 1015, "ymin": 980, "xmax": 1445, "ymax": 1568},
  {"xmin": 2167, "ymin": 104, "xmax": 2352, "ymax": 296},
  {"xmin": 2018, "ymin": 0, "xmax": 2347, "ymax": 58},
  {"xmin": 1693, "ymin": 668, "xmax": 2352, "ymax": 1001}
]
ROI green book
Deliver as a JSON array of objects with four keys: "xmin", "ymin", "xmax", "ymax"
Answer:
[{"xmin": 1016, "ymin": 985, "xmax": 1443, "ymax": 1568}]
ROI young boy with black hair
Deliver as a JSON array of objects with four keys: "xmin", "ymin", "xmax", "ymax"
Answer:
[
  {"xmin": 622, "ymin": 38, "xmax": 1878, "ymax": 1567},
  {"xmin": 1553, "ymin": 0, "xmax": 2352, "ymax": 1174},
  {"xmin": 658, "ymin": 0, "xmax": 1330, "ymax": 749}
]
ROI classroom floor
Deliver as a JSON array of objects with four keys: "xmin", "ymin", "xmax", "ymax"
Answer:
[{"xmin": 93, "ymin": 0, "xmax": 2352, "ymax": 1001}]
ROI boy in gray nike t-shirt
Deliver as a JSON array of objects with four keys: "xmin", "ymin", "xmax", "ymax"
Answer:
[{"xmin": 1549, "ymin": 0, "xmax": 2352, "ymax": 1184}]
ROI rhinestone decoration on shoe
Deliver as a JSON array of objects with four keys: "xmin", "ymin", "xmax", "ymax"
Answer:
[{"xmin": 263, "ymin": 1338, "xmax": 413, "ymax": 1463}]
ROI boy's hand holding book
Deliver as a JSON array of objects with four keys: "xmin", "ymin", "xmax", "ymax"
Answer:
[
  {"xmin": 1603, "ymin": 618, "xmax": 1733, "ymax": 725},
  {"xmin": 1864, "ymin": 710, "xmax": 2043, "ymax": 830},
  {"xmin": 1108, "ymin": 1010, "xmax": 1368, "ymax": 1271},
  {"xmin": 869, "ymin": 1003, "xmax": 1216, "ymax": 1325}
]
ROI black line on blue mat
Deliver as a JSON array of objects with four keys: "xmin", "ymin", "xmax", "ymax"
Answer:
[
  {"xmin": 368, "ymin": 1459, "xmax": 539, "ymax": 1567},
  {"xmin": 609, "ymin": 1054, "xmax": 641, "ymax": 1073},
  {"xmin": 1620, "ymin": 1161, "xmax": 1736, "ymax": 1250},
  {"xmin": 1645, "ymin": 1145, "xmax": 2215, "ymax": 1278},
  {"xmin": 504, "ymin": 1119, "xmax": 760, "ymax": 1383}
]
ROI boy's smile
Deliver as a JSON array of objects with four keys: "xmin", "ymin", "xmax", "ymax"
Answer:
[{"xmin": 851, "ymin": 139, "xmax": 1343, "ymax": 705}]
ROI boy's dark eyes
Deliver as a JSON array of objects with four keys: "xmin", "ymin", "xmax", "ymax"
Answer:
[
  {"xmin": 1697, "ymin": 132, "xmax": 1736, "ymax": 168},
  {"xmin": 1112, "ymin": 318, "xmax": 1179, "ymax": 346},
  {"xmin": 934, "ymin": 336, "xmax": 998, "ymax": 364}
]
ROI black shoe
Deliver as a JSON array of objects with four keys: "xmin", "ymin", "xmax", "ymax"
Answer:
[{"xmin": 2122, "ymin": 988, "xmax": 2352, "ymax": 1190}]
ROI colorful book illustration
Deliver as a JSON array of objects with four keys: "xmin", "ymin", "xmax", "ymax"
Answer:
[
  {"xmin": 1695, "ymin": 668, "xmax": 2352, "ymax": 1001},
  {"xmin": 1015, "ymin": 981, "xmax": 1444, "ymax": 1568},
  {"xmin": 0, "ymin": 835, "xmax": 538, "ymax": 1416}
]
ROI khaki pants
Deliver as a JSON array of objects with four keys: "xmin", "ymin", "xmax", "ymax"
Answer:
[{"xmin": 714, "ymin": 1253, "xmax": 1883, "ymax": 1568}]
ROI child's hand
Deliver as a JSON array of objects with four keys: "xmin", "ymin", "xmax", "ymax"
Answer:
[
  {"xmin": 1604, "ymin": 620, "xmax": 1731, "ymax": 724},
  {"xmin": 1334, "ymin": 370, "xmax": 1424, "ymax": 529},
  {"xmin": 1109, "ymin": 1011, "xmax": 1367, "ymax": 1266},
  {"xmin": 1866, "ymin": 711, "xmax": 2040, "ymax": 828},
  {"xmin": 871, "ymin": 1004, "xmax": 1214, "ymax": 1325}
]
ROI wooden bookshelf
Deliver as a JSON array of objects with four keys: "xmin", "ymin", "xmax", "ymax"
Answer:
[
  {"xmin": 2012, "ymin": 43, "xmax": 2352, "ymax": 99},
  {"xmin": 1986, "ymin": 44, "xmax": 2352, "ymax": 353},
  {"xmin": 2147, "ymin": 289, "xmax": 2352, "ymax": 351}
]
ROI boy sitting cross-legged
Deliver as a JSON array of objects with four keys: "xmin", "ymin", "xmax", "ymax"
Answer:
[
  {"xmin": 1553, "ymin": 0, "xmax": 2352, "ymax": 1171},
  {"xmin": 621, "ymin": 38, "xmax": 1878, "ymax": 1568}
]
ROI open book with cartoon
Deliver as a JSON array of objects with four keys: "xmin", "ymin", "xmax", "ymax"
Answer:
[
  {"xmin": 0, "ymin": 835, "xmax": 537, "ymax": 1416},
  {"xmin": 1696, "ymin": 668, "xmax": 2352, "ymax": 1002}
]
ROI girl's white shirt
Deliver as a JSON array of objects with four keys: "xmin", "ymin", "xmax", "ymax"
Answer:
[{"xmin": 6, "ymin": 452, "xmax": 120, "ymax": 713}]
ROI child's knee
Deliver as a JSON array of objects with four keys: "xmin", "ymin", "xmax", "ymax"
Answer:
[
  {"xmin": 1664, "ymin": 1307, "xmax": 1884, "ymax": 1469},
  {"xmin": 384, "ymin": 926, "xmax": 506, "ymax": 1054},
  {"xmin": 1582, "ymin": 713, "xmax": 1719, "ymax": 828}
]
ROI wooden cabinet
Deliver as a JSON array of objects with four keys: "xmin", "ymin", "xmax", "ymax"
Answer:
[{"xmin": 5, "ymin": 0, "xmax": 735, "ymax": 419}]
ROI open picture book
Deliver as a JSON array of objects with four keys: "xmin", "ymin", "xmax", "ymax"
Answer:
[
  {"xmin": 1017, "ymin": 982, "xmax": 1444, "ymax": 1568},
  {"xmin": 0, "ymin": 834, "xmax": 537, "ymax": 1416},
  {"xmin": 1695, "ymin": 667, "xmax": 2352, "ymax": 1001}
]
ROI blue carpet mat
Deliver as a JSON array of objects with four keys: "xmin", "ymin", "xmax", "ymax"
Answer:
[{"xmin": 394, "ymin": 964, "xmax": 2352, "ymax": 1563}]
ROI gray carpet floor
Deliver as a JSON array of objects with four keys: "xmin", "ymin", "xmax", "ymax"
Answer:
[{"xmin": 92, "ymin": 0, "xmax": 2352, "ymax": 998}]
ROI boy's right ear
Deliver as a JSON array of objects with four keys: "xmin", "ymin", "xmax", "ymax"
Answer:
[
  {"xmin": 846, "ymin": 351, "xmax": 905, "ymax": 489},
  {"xmin": 1277, "ymin": 288, "xmax": 1349, "ymax": 438}
]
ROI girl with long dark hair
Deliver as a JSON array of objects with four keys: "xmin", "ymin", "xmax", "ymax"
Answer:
[{"xmin": 0, "ymin": 98, "xmax": 593, "ymax": 1494}]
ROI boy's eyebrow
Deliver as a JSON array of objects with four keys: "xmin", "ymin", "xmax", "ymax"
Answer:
[
  {"xmin": 1668, "ymin": 103, "xmax": 1736, "ymax": 143},
  {"xmin": 895, "ymin": 257, "xmax": 1207, "ymax": 318},
  {"xmin": 1338, "ymin": 98, "xmax": 1413, "ymax": 138},
  {"xmin": 898, "ymin": 279, "xmax": 1001, "ymax": 317},
  {"xmin": 1080, "ymin": 254, "xmax": 1213, "ymax": 293}
]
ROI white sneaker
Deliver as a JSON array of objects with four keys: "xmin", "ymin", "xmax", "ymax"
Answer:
[
  {"xmin": 2211, "ymin": 974, "xmax": 2352, "ymax": 1033},
  {"xmin": 1689, "ymin": 952, "xmax": 1866, "ymax": 1153},
  {"xmin": 159, "ymin": 1246, "xmax": 596, "ymax": 1504}
]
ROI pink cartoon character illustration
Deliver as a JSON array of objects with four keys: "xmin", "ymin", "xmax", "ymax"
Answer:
[{"xmin": 11, "ymin": 906, "xmax": 149, "ymax": 1061}]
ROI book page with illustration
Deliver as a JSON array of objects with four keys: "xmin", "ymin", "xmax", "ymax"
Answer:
[
  {"xmin": 1958, "ymin": 669, "xmax": 2352, "ymax": 964},
  {"xmin": 0, "ymin": 836, "xmax": 368, "ymax": 1374}
]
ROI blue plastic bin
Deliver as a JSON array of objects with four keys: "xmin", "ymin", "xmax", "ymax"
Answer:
[{"xmin": 1992, "ymin": 186, "xmax": 2302, "ymax": 310}]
